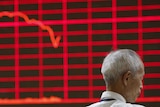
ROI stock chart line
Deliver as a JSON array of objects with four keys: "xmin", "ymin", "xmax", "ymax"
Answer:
[{"xmin": 0, "ymin": 11, "xmax": 61, "ymax": 48}]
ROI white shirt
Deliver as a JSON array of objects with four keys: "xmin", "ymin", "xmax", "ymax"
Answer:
[{"xmin": 87, "ymin": 91, "xmax": 145, "ymax": 107}]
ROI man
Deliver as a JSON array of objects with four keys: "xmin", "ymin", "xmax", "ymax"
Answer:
[{"xmin": 87, "ymin": 49, "xmax": 145, "ymax": 107}]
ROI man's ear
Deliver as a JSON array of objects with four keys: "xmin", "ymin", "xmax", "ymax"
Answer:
[{"xmin": 122, "ymin": 71, "xmax": 131, "ymax": 86}]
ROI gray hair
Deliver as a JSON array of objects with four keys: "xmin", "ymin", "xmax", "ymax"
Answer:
[{"xmin": 101, "ymin": 49, "xmax": 144, "ymax": 86}]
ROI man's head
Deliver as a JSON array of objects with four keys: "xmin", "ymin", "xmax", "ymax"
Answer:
[{"xmin": 101, "ymin": 49, "xmax": 145, "ymax": 103}]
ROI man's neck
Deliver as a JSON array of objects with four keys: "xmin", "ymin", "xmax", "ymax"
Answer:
[{"xmin": 107, "ymin": 81, "xmax": 126, "ymax": 102}]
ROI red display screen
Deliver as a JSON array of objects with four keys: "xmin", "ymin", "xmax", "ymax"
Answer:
[{"xmin": 0, "ymin": 0, "xmax": 159, "ymax": 104}]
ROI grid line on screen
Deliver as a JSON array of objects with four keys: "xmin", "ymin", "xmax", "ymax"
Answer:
[
  {"xmin": 62, "ymin": 0, "xmax": 68, "ymax": 99},
  {"xmin": 14, "ymin": 0, "xmax": 19, "ymax": 99}
]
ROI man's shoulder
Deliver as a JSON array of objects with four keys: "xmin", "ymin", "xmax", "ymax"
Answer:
[
  {"xmin": 86, "ymin": 101, "xmax": 108, "ymax": 107},
  {"xmin": 86, "ymin": 102, "xmax": 145, "ymax": 107},
  {"xmin": 113, "ymin": 102, "xmax": 145, "ymax": 107}
]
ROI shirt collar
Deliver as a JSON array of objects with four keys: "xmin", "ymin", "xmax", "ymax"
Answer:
[{"xmin": 101, "ymin": 91, "xmax": 126, "ymax": 102}]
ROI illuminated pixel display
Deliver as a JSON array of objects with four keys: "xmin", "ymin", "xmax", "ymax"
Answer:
[
  {"xmin": 0, "ymin": 0, "xmax": 160, "ymax": 104},
  {"xmin": 0, "ymin": 11, "xmax": 61, "ymax": 48}
]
